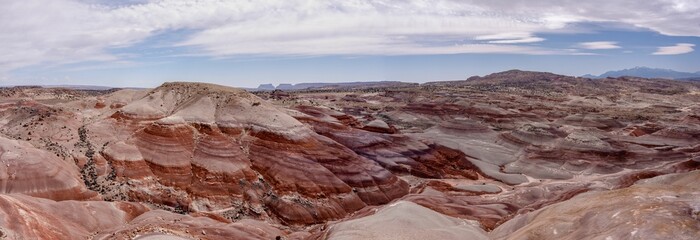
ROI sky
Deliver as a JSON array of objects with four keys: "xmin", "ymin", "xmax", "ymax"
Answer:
[{"xmin": 1, "ymin": 0, "xmax": 699, "ymax": 88}]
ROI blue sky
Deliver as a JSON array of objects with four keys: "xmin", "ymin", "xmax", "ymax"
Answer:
[{"xmin": 1, "ymin": 0, "xmax": 699, "ymax": 88}]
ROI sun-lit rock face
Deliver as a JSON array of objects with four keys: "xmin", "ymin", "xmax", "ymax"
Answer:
[
  {"xmin": 490, "ymin": 170, "xmax": 700, "ymax": 240},
  {"xmin": 320, "ymin": 201, "xmax": 490, "ymax": 240},
  {"xmin": 0, "ymin": 194, "xmax": 148, "ymax": 239},
  {"xmin": 0, "ymin": 193, "xmax": 287, "ymax": 240},
  {"xmin": 0, "ymin": 136, "xmax": 96, "ymax": 201},
  {"xmin": 80, "ymin": 82, "xmax": 409, "ymax": 225}
]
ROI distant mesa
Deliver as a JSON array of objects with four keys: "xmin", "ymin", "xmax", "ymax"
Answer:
[
  {"xmin": 583, "ymin": 66, "xmax": 700, "ymax": 80},
  {"xmin": 256, "ymin": 83, "xmax": 275, "ymax": 90},
  {"xmin": 437, "ymin": 69, "xmax": 571, "ymax": 86},
  {"xmin": 276, "ymin": 83, "xmax": 295, "ymax": 90}
]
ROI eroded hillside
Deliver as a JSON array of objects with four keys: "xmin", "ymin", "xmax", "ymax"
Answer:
[{"xmin": 1, "ymin": 71, "xmax": 699, "ymax": 239}]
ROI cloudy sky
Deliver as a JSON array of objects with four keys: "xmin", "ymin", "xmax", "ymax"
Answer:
[{"xmin": 1, "ymin": 0, "xmax": 699, "ymax": 88}]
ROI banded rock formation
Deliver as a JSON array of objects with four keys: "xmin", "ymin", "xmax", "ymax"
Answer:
[
  {"xmin": 85, "ymin": 82, "xmax": 408, "ymax": 225},
  {"xmin": 0, "ymin": 71, "xmax": 698, "ymax": 239}
]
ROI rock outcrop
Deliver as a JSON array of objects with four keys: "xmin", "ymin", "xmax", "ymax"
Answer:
[
  {"xmin": 86, "ymin": 82, "xmax": 409, "ymax": 225},
  {"xmin": 0, "ymin": 136, "xmax": 96, "ymax": 201},
  {"xmin": 0, "ymin": 194, "xmax": 147, "ymax": 239},
  {"xmin": 490, "ymin": 170, "xmax": 700, "ymax": 240},
  {"xmin": 317, "ymin": 201, "xmax": 489, "ymax": 240}
]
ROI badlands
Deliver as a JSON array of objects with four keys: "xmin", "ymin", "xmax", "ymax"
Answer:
[{"xmin": 0, "ymin": 70, "xmax": 699, "ymax": 239}]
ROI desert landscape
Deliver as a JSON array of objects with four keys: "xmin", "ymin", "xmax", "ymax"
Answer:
[{"xmin": 0, "ymin": 70, "xmax": 698, "ymax": 239}]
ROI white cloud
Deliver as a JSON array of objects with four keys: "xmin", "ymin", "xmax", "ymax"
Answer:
[
  {"xmin": 578, "ymin": 41, "xmax": 622, "ymax": 50},
  {"xmin": 653, "ymin": 43, "xmax": 695, "ymax": 55},
  {"xmin": 474, "ymin": 33, "xmax": 545, "ymax": 44},
  {"xmin": 0, "ymin": 0, "xmax": 698, "ymax": 74},
  {"xmin": 488, "ymin": 38, "xmax": 546, "ymax": 44},
  {"xmin": 0, "ymin": 1, "xmax": 147, "ymax": 72},
  {"xmin": 176, "ymin": 1, "xmax": 554, "ymax": 56},
  {"xmin": 457, "ymin": 0, "xmax": 700, "ymax": 37}
]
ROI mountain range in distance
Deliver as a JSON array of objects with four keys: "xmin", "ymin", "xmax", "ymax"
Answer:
[
  {"xmin": 253, "ymin": 67, "xmax": 700, "ymax": 91},
  {"xmin": 4, "ymin": 67, "xmax": 698, "ymax": 92},
  {"xmin": 582, "ymin": 66, "xmax": 700, "ymax": 80}
]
